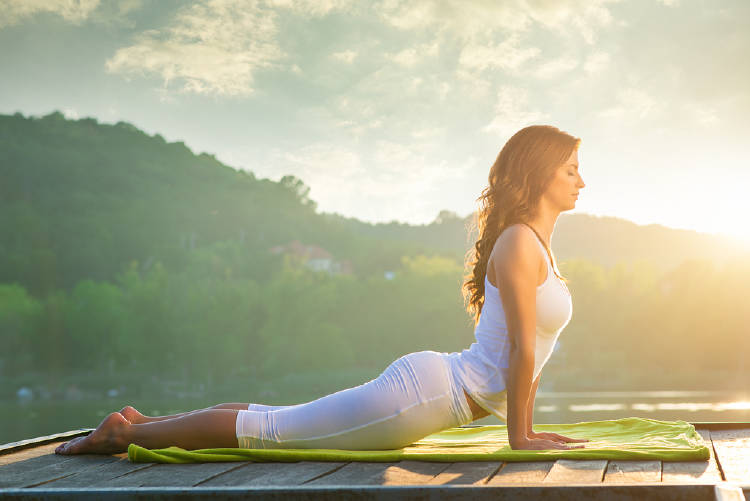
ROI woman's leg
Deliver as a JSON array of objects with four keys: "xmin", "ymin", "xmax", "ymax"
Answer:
[
  {"xmin": 56, "ymin": 351, "xmax": 472, "ymax": 454},
  {"xmin": 121, "ymin": 403, "xmax": 292, "ymax": 424},
  {"xmin": 236, "ymin": 351, "xmax": 474, "ymax": 450},
  {"xmin": 56, "ymin": 408, "xmax": 241, "ymax": 454}
]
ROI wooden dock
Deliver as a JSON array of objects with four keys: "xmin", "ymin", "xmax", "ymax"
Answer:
[{"xmin": 0, "ymin": 423, "xmax": 748, "ymax": 500}]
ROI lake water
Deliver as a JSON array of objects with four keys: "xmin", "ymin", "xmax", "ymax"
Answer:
[{"xmin": 3, "ymin": 390, "xmax": 749, "ymax": 445}]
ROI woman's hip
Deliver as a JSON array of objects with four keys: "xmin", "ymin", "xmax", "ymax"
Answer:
[{"xmin": 380, "ymin": 350, "xmax": 474, "ymax": 426}]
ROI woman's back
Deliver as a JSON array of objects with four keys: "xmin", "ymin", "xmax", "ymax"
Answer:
[{"xmin": 442, "ymin": 223, "xmax": 572, "ymax": 422}]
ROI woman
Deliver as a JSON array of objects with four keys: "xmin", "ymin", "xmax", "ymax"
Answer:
[{"xmin": 56, "ymin": 124, "xmax": 588, "ymax": 455}]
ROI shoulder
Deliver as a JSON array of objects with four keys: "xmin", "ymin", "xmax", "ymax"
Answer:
[
  {"xmin": 491, "ymin": 224, "xmax": 541, "ymax": 261},
  {"xmin": 489, "ymin": 224, "xmax": 544, "ymax": 283}
]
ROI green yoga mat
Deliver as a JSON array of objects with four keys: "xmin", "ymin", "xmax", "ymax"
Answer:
[{"xmin": 127, "ymin": 417, "xmax": 709, "ymax": 464}]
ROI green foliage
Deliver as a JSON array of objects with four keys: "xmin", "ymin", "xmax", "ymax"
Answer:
[
  {"xmin": 1, "ymin": 111, "xmax": 748, "ymax": 395},
  {"xmin": 0, "ymin": 284, "xmax": 43, "ymax": 375}
]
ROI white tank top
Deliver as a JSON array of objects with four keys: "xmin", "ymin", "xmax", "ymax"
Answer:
[{"xmin": 442, "ymin": 227, "xmax": 573, "ymax": 422}]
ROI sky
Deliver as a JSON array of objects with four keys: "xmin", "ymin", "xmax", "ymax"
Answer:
[{"xmin": 2, "ymin": 0, "xmax": 749, "ymax": 241}]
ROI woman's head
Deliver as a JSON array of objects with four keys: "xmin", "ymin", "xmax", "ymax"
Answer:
[{"xmin": 462, "ymin": 125, "xmax": 582, "ymax": 324}]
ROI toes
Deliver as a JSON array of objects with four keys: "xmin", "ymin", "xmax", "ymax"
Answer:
[
  {"xmin": 56, "ymin": 439, "xmax": 76, "ymax": 454},
  {"xmin": 59, "ymin": 436, "xmax": 86, "ymax": 454}
]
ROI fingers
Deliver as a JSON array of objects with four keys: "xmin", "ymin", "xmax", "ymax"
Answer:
[
  {"xmin": 551, "ymin": 443, "xmax": 585, "ymax": 450},
  {"xmin": 535, "ymin": 439, "xmax": 585, "ymax": 450},
  {"xmin": 549, "ymin": 441, "xmax": 585, "ymax": 450},
  {"xmin": 550, "ymin": 433, "xmax": 590, "ymax": 443}
]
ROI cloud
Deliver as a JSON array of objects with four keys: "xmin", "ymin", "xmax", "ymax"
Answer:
[
  {"xmin": 105, "ymin": 0, "xmax": 349, "ymax": 97},
  {"xmin": 376, "ymin": 1, "xmax": 529, "ymax": 39},
  {"xmin": 483, "ymin": 86, "xmax": 547, "ymax": 138},
  {"xmin": 267, "ymin": 142, "xmax": 385, "ymax": 221},
  {"xmin": 533, "ymin": 56, "xmax": 579, "ymax": 79},
  {"xmin": 331, "ymin": 49, "xmax": 357, "ymax": 63},
  {"xmin": 583, "ymin": 50, "xmax": 610, "ymax": 75},
  {"xmin": 265, "ymin": 138, "xmax": 472, "ymax": 223},
  {"xmin": 268, "ymin": 0, "xmax": 352, "ymax": 17},
  {"xmin": 105, "ymin": 0, "xmax": 284, "ymax": 97},
  {"xmin": 318, "ymin": 61, "xmax": 456, "ymax": 140},
  {"xmin": 116, "ymin": 0, "xmax": 142, "ymax": 16},
  {"xmin": 387, "ymin": 41, "xmax": 439, "ymax": 67},
  {"xmin": 376, "ymin": 0, "xmax": 620, "ymax": 44},
  {"xmin": 526, "ymin": 0, "xmax": 619, "ymax": 44},
  {"xmin": 597, "ymin": 87, "xmax": 664, "ymax": 121},
  {"xmin": 0, "ymin": 0, "xmax": 100, "ymax": 28},
  {"xmin": 458, "ymin": 34, "xmax": 541, "ymax": 73},
  {"xmin": 681, "ymin": 102, "xmax": 719, "ymax": 127}
]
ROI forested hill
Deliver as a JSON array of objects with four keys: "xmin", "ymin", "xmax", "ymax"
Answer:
[
  {"xmin": 0, "ymin": 111, "xmax": 443, "ymax": 296},
  {"xmin": 1, "ymin": 111, "xmax": 744, "ymax": 297}
]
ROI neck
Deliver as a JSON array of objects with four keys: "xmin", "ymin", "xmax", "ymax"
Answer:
[{"xmin": 526, "ymin": 202, "xmax": 561, "ymax": 247}]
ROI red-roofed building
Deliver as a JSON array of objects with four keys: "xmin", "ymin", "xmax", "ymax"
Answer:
[{"xmin": 269, "ymin": 240, "xmax": 353, "ymax": 275}]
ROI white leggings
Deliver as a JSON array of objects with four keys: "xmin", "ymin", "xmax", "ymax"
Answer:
[{"xmin": 236, "ymin": 350, "xmax": 475, "ymax": 450}]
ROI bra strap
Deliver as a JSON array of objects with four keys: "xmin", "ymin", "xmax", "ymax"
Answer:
[{"xmin": 521, "ymin": 223, "xmax": 553, "ymax": 270}]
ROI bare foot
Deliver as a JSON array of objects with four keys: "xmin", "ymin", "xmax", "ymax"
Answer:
[
  {"xmin": 119, "ymin": 405, "xmax": 147, "ymax": 424},
  {"xmin": 55, "ymin": 412, "xmax": 130, "ymax": 455}
]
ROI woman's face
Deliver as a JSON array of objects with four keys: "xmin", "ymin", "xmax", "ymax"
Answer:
[{"xmin": 542, "ymin": 148, "xmax": 585, "ymax": 212}]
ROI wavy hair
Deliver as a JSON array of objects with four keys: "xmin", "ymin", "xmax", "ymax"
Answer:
[{"xmin": 462, "ymin": 125, "xmax": 581, "ymax": 325}]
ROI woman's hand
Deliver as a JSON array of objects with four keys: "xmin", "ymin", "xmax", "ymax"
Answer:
[
  {"xmin": 510, "ymin": 436, "xmax": 587, "ymax": 450},
  {"xmin": 528, "ymin": 431, "xmax": 590, "ymax": 445}
]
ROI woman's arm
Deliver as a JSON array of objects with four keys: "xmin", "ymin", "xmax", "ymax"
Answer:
[
  {"xmin": 492, "ymin": 225, "xmax": 584, "ymax": 451},
  {"xmin": 526, "ymin": 372, "xmax": 541, "ymax": 435},
  {"xmin": 490, "ymin": 225, "xmax": 541, "ymax": 449}
]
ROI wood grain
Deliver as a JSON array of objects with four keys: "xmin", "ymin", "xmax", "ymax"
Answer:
[
  {"xmin": 710, "ymin": 428, "xmax": 750, "ymax": 484},
  {"xmin": 486, "ymin": 461, "xmax": 555, "ymax": 484},
  {"xmin": 543, "ymin": 459, "xmax": 608, "ymax": 483},
  {"xmin": 199, "ymin": 461, "xmax": 347, "ymax": 486},
  {"xmin": 426, "ymin": 461, "xmax": 503, "ymax": 485},
  {"xmin": 663, "ymin": 429, "xmax": 722, "ymax": 483},
  {"xmin": 603, "ymin": 460, "xmax": 660, "ymax": 483}
]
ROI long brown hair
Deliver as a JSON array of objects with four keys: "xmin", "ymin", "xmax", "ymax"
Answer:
[{"xmin": 462, "ymin": 125, "xmax": 581, "ymax": 325}]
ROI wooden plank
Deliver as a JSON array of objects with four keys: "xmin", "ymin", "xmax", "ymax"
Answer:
[
  {"xmin": 426, "ymin": 461, "xmax": 503, "ymax": 485},
  {"xmin": 543, "ymin": 459, "xmax": 608, "ymax": 483},
  {"xmin": 603, "ymin": 460, "xmax": 660, "ymax": 483},
  {"xmin": 0, "ymin": 453, "xmax": 118, "ymax": 488},
  {"xmin": 711, "ymin": 428, "xmax": 750, "ymax": 484},
  {"xmin": 199, "ymin": 461, "xmax": 347, "ymax": 486},
  {"xmin": 485, "ymin": 461, "xmax": 555, "ymax": 484},
  {"xmin": 715, "ymin": 483, "xmax": 746, "ymax": 501},
  {"xmin": 0, "ymin": 442, "xmax": 70, "ymax": 466},
  {"xmin": 0, "ymin": 484, "xmax": 724, "ymax": 500},
  {"xmin": 34, "ymin": 458, "xmax": 156, "ymax": 488},
  {"xmin": 96, "ymin": 462, "xmax": 247, "ymax": 487},
  {"xmin": 380, "ymin": 461, "xmax": 452, "ymax": 485},
  {"xmin": 297, "ymin": 462, "xmax": 387, "ymax": 486},
  {"xmin": 691, "ymin": 422, "xmax": 750, "ymax": 431},
  {"xmin": 663, "ymin": 429, "xmax": 722, "ymax": 483},
  {"xmin": 0, "ymin": 429, "xmax": 91, "ymax": 455},
  {"xmin": 305, "ymin": 460, "xmax": 448, "ymax": 485}
]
